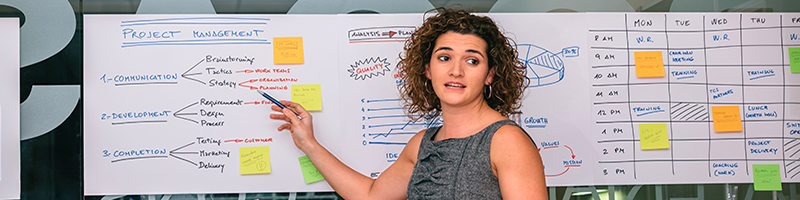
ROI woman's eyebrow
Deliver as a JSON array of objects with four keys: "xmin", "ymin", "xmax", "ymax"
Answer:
[
  {"xmin": 433, "ymin": 47, "xmax": 452, "ymax": 53},
  {"xmin": 466, "ymin": 49, "xmax": 485, "ymax": 58},
  {"xmin": 434, "ymin": 47, "xmax": 485, "ymax": 58}
]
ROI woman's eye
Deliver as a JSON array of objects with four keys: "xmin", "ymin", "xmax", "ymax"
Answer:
[
  {"xmin": 438, "ymin": 56, "xmax": 450, "ymax": 61},
  {"xmin": 467, "ymin": 59, "xmax": 479, "ymax": 65}
]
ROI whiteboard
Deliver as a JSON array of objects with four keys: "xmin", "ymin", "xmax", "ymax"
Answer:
[
  {"xmin": 85, "ymin": 13, "xmax": 800, "ymax": 194},
  {"xmin": 84, "ymin": 15, "xmax": 341, "ymax": 195},
  {"xmin": 335, "ymin": 13, "xmax": 597, "ymax": 186},
  {"xmin": 488, "ymin": 13, "xmax": 595, "ymax": 186},
  {"xmin": 0, "ymin": 18, "xmax": 21, "ymax": 199},
  {"xmin": 588, "ymin": 13, "xmax": 800, "ymax": 185},
  {"xmin": 336, "ymin": 13, "xmax": 426, "ymax": 179}
]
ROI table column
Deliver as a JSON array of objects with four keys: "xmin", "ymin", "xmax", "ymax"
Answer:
[
  {"xmin": 738, "ymin": 13, "xmax": 786, "ymax": 177},
  {"xmin": 589, "ymin": 13, "xmax": 637, "ymax": 183},
  {"xmin": 704, "ymin": 14, "xmax": 748, "ymax": 178},
  {"xmin": 664, "ymin": 13, "xmax": 712, "ymax": 179},
  {"xmin": 781, "ymin": 14, "xmax": 800, "ymax": 179},
  {"xmin": 625, "ymin": 13, "xmax": 674, "ymax": 181}
]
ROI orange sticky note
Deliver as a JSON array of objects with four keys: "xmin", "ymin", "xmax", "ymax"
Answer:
[
  {"xmin": 634, "ymin": 51, "xmax": 665, "ymax": 77},
  {"xmin": 273, "ymin": 37, "xmax": 304, "ymax": 64},
  {"xmin": 711, "ymin": 106, "xmax": 743, "ymax": 132}
]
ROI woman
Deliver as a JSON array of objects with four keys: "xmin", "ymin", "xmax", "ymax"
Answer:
[{"xmin": 270, "ymin": 9, "xmax": 547, "ymax": 199}]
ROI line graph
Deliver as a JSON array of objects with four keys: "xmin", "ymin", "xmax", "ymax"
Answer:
[
  {"xmin": 369, "ymin": 119, "xmax": 439, "ymax": 139},
  {"xmin": 359, "ymin": 98, "xmax": 441, "ymax": 146}
]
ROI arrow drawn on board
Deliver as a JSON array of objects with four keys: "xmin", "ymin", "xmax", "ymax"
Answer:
[
  {"xmin": 565, "ymin": 145, "xmax": 576, "ymax": 159},
  {"xmin": 538, "ymin": 145, "xmax": 580, "ymax": 177}
]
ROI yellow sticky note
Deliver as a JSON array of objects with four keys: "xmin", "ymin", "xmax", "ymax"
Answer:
[
  {"xmin": 639, "ymin": 123, "xmax": 669, "ymax": 150},
  {"xmin": 634, "ymin": 51, "xmax": 665, "ymax": 77},
  {"xmin": 292, "ymin": 84, "xmax": 322, "ymax": 111},
  {"xmin": 273, "ymin": 37, "xmax": 304, "ymax": 64},
  {"xmin": 240, "ymin": 146, "xmax": 271, "ymax": 175},
  {"xmin": 299, "ymin": 156, "xmax": 325, "ymax": 184},
  {"xmin": 711, "ymin": 106, "xmax": 743, "ymax": 132},
  {"xmin": 753, "ymin": 164, "xmax": 782, "ymax": 191}
]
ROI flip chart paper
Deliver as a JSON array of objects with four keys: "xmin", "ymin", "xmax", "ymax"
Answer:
[
  {"xmin": 711, "ymin": 106, "xmax": 743, "ymax": 132},
  {"xmin": 0, "ymin": 105, "xmax": 2, "ymax": 180},
  {"xmin": 84, "ymin": 15, "xmax": 340, "ymax": 194},
  {"xmin": 753, "ymin": 164, "xmax": 782, "ymax": 191},
  {"xmin": 240, "ymin": 146, "xmax": 271, "ymax": 175},
  {"xmin": 292, "ymin": 84, "xmax": 322, "ymax": 111},
  {"xmin": 273, "ymin": 37, "xmax": 304, "ymax": 64},
  {"xmin": 0, "ymin": 18, "xmax": 20, "ymax": 199},
  {"xmin": 634, "ymin": 51, "xmax": 665, "ymax": 77},
  {"xmin": 789, "ymin": 47, "xmax": 800, "ymax": 73},
  {"xmin": 299, "ymin": 156, "xmax": 324, "ymax": 184},
  {"xmin": 639, "ymin": 123, "xmax": 669, "ymax": 150}
]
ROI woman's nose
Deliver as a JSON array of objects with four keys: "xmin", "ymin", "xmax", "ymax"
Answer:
[{"xmin": 448, "ymin": 61, "xmax": 464, "ymax": 77}]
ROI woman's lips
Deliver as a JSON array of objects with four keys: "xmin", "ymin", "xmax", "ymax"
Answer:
[{"xmin": 444, "ymin": 81, "xmax": 466, "ymax": 89}]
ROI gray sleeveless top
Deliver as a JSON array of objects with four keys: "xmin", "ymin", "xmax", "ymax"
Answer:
[{"xmin": 406, "ymin": 120, "xmax": 532, "ymax": 199}]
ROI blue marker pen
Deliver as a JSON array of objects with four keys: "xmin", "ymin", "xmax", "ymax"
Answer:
[{"xmin": 257, "ymin": 90, "xmax": 302, "ymax": 120}]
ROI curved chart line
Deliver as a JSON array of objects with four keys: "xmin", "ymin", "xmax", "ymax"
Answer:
[
  {"xmin": 539, "ymin": 145, "xmax": 580, "ymax": 177},
  {"xmin": 546, "ymin": 167, "xmax": 570, "ymax": 177}
]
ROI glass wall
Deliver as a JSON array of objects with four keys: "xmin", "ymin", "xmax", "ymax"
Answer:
[{"xmin": 2, "ymin": 0, "xmax": 799, "ymax": 199}]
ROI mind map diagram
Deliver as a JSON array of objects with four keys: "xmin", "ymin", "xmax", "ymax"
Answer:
[{"xmin": 95, "ymin": 54, "xmax": 293, "ymax": 173}]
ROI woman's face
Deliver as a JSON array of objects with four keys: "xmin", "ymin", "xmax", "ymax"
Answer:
[{"xmin": 425, "ymin": 31, "xmax": 494, "ymax": 109}]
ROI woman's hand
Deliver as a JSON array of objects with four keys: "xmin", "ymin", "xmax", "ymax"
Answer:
[{"xmin": 269, "ymin": 100, "xmax": 317, "ymax": 153}]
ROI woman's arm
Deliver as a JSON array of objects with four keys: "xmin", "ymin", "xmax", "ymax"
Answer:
[
  {"xmin": 491, "ymin": 125, "xmax": 548, "ymax": 200},
  {"xmin": 270, "ymin": 101, "xmax": 423, "ymax": 200}
]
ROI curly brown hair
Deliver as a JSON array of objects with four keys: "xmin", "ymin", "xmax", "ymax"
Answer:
[{"xmin": 397, "ymin": 9, "xmax": 528, "ymax": 120}]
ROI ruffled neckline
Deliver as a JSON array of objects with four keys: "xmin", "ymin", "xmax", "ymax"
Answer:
[{"xmin": 427, "ymin": 120, "xmax": 512, "ymax": 142}]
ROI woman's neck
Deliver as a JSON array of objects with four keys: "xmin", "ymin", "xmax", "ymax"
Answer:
[{"xmin": 435, "ymin": 100, "xmax": 505, "ymax": 140}]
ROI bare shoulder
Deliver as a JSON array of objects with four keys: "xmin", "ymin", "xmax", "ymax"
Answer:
[
  {"xmin": 491, "ymin": 125, "xmax": 536, "ymax": 150},
  {"xmin": 490, "ymin": 124, "xmax": 538, "ymax": 172},
  {"xmin": 400, "ymin": 129, "xmax": 427, "ymax": 165},
  {"xmin": 490, "ymin": 124, "xmax": 548, "ymax": 199}
]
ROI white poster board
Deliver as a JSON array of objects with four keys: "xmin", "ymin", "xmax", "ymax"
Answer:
[
  {"xmin": 335, "ymin": 13, "xmax": 597, "ymax": 186},
  {"xmin": 0, "ymin": 18, "xmax": 21, "ymax": 199},
  {"xmin": 336, "ymin": 13, "xmax": 426, "ymax": 179},
  {"xmin": 588, "ymin": 13, "xmax": 800, "ymax": 185},
  {"xmin": 84, "ymin": 15, "xmax": 341, "ymax": 195},
  {"xmin": 488, "ymin": 13, "xmax": 595, "ymax": 186}
]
